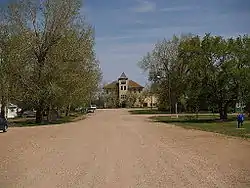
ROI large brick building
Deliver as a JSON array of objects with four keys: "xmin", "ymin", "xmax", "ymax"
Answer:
[{"xmin": 103, "ymin": 72, "xmax": 157, "ymax": 108}]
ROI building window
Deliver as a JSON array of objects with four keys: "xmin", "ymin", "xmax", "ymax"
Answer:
[
  {"xmin": 121, "ymin": 95, "xmax": 126, "ymax": 99},
  {"xmin": 124, "ymin": 86, "xmax": 126, "ymax": 90},
  {"xmin": 121, "ymin": 86, "xmax": 123, "ymax": 90},
  {"xmin": 138, "ymin": 90, "xmax": 141, "ymax": 93}
]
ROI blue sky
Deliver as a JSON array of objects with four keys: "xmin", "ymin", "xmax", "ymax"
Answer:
[
  {"xmin": 83, "ymin": 0, "xmax": 250, "ymax": 85},
  {"xmin": 1, "ymin": 0, "xmax": 250, "ymax": 85}
]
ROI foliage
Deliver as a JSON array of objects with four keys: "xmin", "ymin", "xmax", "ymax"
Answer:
[
  {"xmin": 0, "ymin": 0, "xmax": 101, "ymax": 122},
  {"xmin": 138, "ymin": 34, "xmax": 250, "ymax": 119},
  {"xmin": 126, "ymin": 92, "xmax": 138, "ymax": 107},
  {"xmin": 103, "ymin": 91, "xmax": 119, "ymax": 108}
]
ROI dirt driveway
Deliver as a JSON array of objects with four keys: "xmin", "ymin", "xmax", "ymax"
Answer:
[{"xmin": 0, "ymin": 109, "xmax": 250, "ymax": 188}]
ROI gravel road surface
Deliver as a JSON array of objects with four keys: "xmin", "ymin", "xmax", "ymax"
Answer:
[{"xmin": 0, "ymin": 109, "xmax": 250, "ymax": 188}]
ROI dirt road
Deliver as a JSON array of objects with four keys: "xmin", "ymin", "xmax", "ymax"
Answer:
[{"xmin": 1, "ymin": 109, "xmax": 250, "ymax": 188}]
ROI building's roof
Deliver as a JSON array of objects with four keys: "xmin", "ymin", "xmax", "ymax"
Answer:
[
  {"xmin": 103, "ymin": 81, "xmax": 118, "ymax": 89},
  {"xmin": 103, "ymin": 80, "xmax": 144, "ymax": 89},
  {"xmin": 119, "ymin": 72, "xmax": 127, "ymax": 79},
  {"xmin": 128, "ymin": 80, "xmax": 144, "ymax": 88}
]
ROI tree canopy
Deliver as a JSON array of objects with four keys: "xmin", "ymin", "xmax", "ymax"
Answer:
[
  {"xmin": 138, "ymin": 34, "xmax": 250, "ymax": 119},
  {"xmin": 0, "ymin": 0, "xmax": 102, "ymax": 122}
]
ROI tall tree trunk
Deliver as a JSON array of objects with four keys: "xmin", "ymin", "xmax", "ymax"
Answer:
[
  {"xmin": 36, "ymin": 101, "xmax": 44, "ymax": 123},
  {"xmin": 246, "ymin": 102, "xmax": 250, "ymax": 116},
  {"xmin": 65, "ymin": 104, "xmax": 71, "ymax": 116},
  {"xmin": 195, "ymin": 106, "xmax": 199, "ymax": 119},
  {"xmin": 0, "ymin": 96, "xmax": 6, "ymax": 118},
  {"xmin": 219, "ymin": 102, "xmax": 228, "ymax": 120},
  {"xmin": 223, "ymin": 101, "xmax": 230, "ymax": 120},
  {"xmin": 47, "ymin": 106, "xmax": 52, "ymax": 122},
  {"xmin": 223, "ymin": 106, "xmax": 228, "ymax": 120},
  {"xmin": 219, "ymin": 103, "xmax": 224, "ymax": 120},
  {"xmin": 56, "ymin": 107, "xmax": 60, "ymax": 119},
  {"xmin": 36, "ymin": 109, "xmax": 43, "ymax": 123}
]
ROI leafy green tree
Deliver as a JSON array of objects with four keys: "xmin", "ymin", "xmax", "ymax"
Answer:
[
  {"xmin": 0, "ymin": 9, "xmax": 29, "ymax": 118},
  {"xmin": 2, "ymin": 0, "xmax": 101, "ymax": 122},
  {"xmin": 104, "ymin": 92, "xmax": 119, "ymax": 108},
  {"xmin": 138, "ymin": 35, "xmax": 190, "ymax": 112},
  {"xmin": 139, "ymin": 33, "xmax": 250, "ymax": 119},
  {"xmin": 126, "ymin": 92, "xmax": 138, "ymax": 108}
]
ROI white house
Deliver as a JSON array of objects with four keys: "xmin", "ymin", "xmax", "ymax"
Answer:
[
  {"xmin": 143, "ymin": 95, "xmax": 158, "ymax": 108},
  {"xmin": 0, "ymin": 103, "xmax": 21, "ymax": 119}
]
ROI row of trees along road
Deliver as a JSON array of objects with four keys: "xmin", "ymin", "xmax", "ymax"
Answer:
[
  {"xmin": 0, "ymin": 0, "xmax": 102, "ymax": 123},
  {"xmin": 138, "ymin": 34, "xmax": 250, "ymax": 120}
]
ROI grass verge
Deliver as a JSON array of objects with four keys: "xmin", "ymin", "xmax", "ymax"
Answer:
[
  {"xmin": 151, "ymin": 115, "xmax": 250, "ymax": 138},
  {"xmin": 129, "ymin": 109, "xmax": 169, "ymax": 114},
  {"xmin": 129, "ymin": 109, "xmax": 227, "ymax": 115},
  {"xmin": 9, "ymin": 112, "xmax": 86, "ymax": 127}
]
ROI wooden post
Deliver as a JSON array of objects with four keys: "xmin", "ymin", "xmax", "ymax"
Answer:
[{"xmin": 175, "ymin": 102, "xmax": 178, "ymax": 118}]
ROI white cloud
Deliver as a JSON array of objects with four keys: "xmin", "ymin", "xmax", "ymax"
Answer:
[
  {"xmin": 131, "ymin": 0, "xmax": 156, "ymax": 13},
  {"xmin": 160, "ymin": 6, "xmax": 198, "ymax": 12},
  {"xmin": 107, "ymin": 43, "xmax": 155, "ymax": 54},
  {"xmin": 134, "ymin": 20, "xmax": 145, "ymax": 24},
  {"xmin": 96, "ymin": 36, "xmax": 134, "ymax": 41},
  {"xmin": 95, "ymin": 25, "xmax": 199, "ymax": 44},
  {"xmin": 124, "ymin": 26, "xmax": 198, "ymax": 39}
]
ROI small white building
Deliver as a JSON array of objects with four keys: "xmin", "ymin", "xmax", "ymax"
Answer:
[
  {"xmin": 0, "ymin": 103, "xmax": 21, "ymax": 119},
  {"xmin": 143, "ymin": 95, "xmax": 158, "ymax": 108}
]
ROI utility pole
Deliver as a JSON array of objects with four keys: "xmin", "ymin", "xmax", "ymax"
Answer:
[
  {"xmin": 150, "ymin": 94, "xmax": 153, "ymax": 110},
  {"xmin": 168, "ymin": 74, "xmax": 171, "ymax": 115},
  {"xmin": 175, "ymin": 102, "xmax": 178, "ymax": 118},
  {"xmin": 157, "ymin": 74, "xmax": 171, "ymax": 115}
]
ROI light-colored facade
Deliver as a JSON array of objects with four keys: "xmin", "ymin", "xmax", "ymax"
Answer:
[
  {"xmin": 143, "ymin": 95, "xmax": 158, "ymax": 108},
  {"xmin": 103, "ymin": 72, "xmax": 144, "ymax": 108},
  {"xmin": 118, "ymin": 72, "xmax": 129, "ymax": 105},
  {"xmin": 0, "ymin": 103, "xmax": 20, "ymax": 119}
]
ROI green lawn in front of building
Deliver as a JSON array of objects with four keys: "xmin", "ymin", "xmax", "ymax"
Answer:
[{"xmin": 151, "ymin": 115, "xmax": 250, "ymax": 138}]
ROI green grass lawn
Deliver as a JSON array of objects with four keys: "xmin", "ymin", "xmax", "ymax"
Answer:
[
  {"xmin": 129, "ymin": 109, "xmax": 169, "ymax": 114},
  {"xmin": 129, "ymin": 109, "xmax": 228, "ymax": 116},
  {"xmin": 9, "ymin": 112, "xmax": 86, "ymax": 127},
  {"xmin": 151, "ymin": 115, "xmax": 250, "ymax": 138}
]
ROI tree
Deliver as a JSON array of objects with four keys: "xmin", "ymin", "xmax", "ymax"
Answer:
[
  {"xmin": 2, "ymin": 0, "xmax": 101, "ymax": 122},
  {"xmin": 138, "ymin": 88, "xmax": 150, "ymax": 107},
  {"xmin": 139, "ymin": 33, "xmax": 250, "ymax": 120},
  {"xmin": 104, "ymin": 92, "xmax": 119, "ymax": 108},
  {"xmin": 0, "ymin": 8, "xmax": 28, "ymax": 118},
  {"xmin": 126, "ymin": 92, "xmax": 138, "ymax": 108},
  {"xmin": 138, "ymin": 35, "xmax": 189, "ymax": 112},
  {"xmin": 178, "ymin": 34, "xmax": 250, "ymax": 119}
]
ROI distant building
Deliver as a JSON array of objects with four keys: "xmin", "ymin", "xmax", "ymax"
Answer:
[
  {"xmin": 0, "ymin": 103, "xmax": 21, "ymax": 119},
  {"xmin": 236, "ymin": 102, "xmax": 246, "ymax": 112},
  {"xmin": 143, "ymin": 95, "xmax": 158, "ymax": 108},
  {"xmin": 103, "ymin": 72, "xmax": 157, "ymax": 108}
]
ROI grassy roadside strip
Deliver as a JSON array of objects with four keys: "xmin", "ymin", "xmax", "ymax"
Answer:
[
  {"xmin": 128, "ymin": 109, "xmax": 233, "ymax": 116},
  {"xmin": 151, "ymin": 115, "xmax": 250, "ymax": 139},
  {"xmin": 129, "ymin": 109, "xmax": 169, "ymax": 114},
  {"xmin": 9, "ymin": 112, "xmax": 87, "ymax": 127}
]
